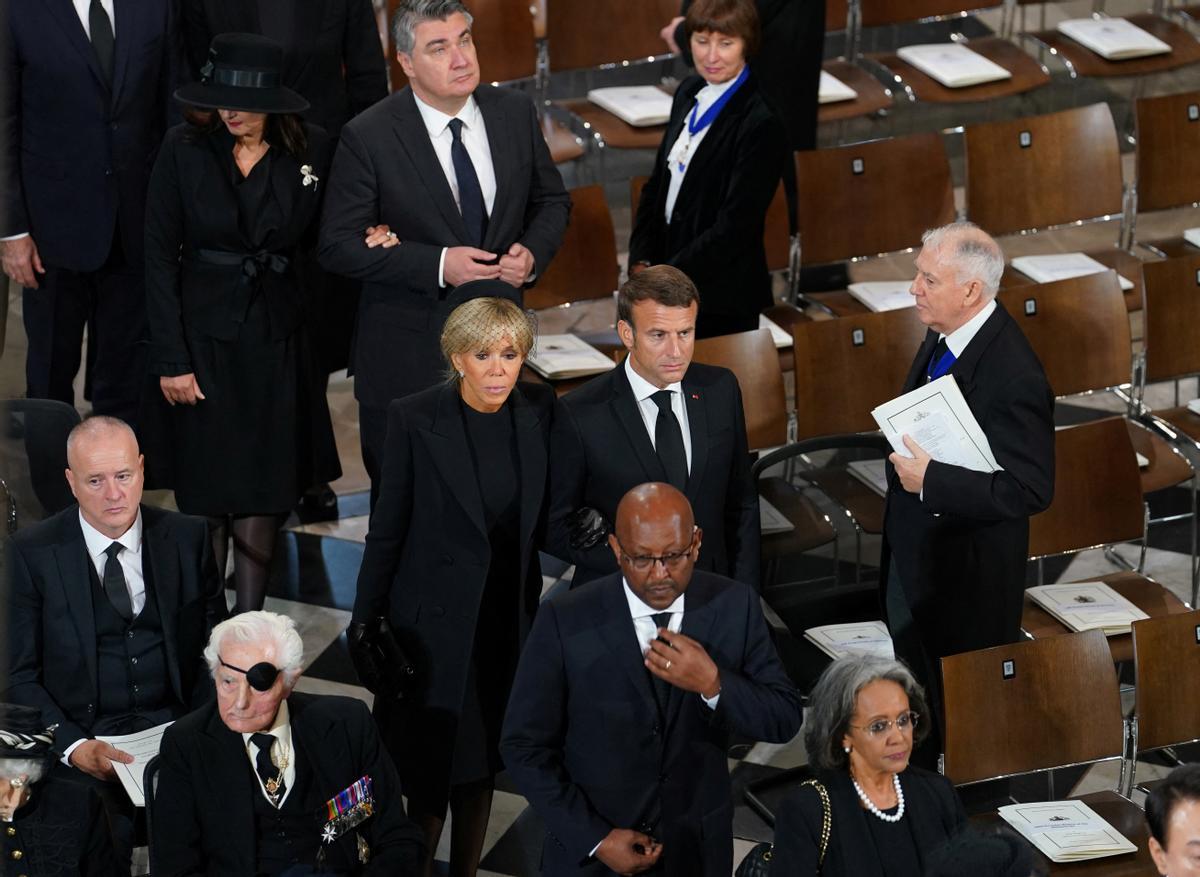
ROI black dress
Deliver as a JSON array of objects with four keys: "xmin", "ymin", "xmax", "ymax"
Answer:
[
  {"xmin": 1, "ymin": 779, "xmax": 118, "ymax": 876},
  {"xmin": 863, "ymin": 806, "xmax": 923, "ymax": 877}
]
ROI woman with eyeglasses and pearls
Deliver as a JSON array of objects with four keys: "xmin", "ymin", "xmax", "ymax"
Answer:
[{"xmin": 769, "ymin": 655, "xmax": 966, "ymax": 876}]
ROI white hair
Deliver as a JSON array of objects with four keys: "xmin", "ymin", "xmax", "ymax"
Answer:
[
  {"xmin": 0, "ymin": 759, "xmax": 47, "ymax": 784},
  {"xmin": 921, "ymin": 221, "xmax": 1004, "ymax": 300},
  {"xmin": 204, "ymin": 611, "xmax": 304, "ymax": 684}
]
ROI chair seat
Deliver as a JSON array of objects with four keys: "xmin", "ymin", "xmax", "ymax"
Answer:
[
  {"xmin": 1026, "ymin": 14, "xmax": 1200, "ymax": 78},
  {"xmin": 759, "ymin": 476, "xmax": 837, "ymax": 558},
  {"xmin": 803, "ymin": 466, "xmax": 884, "ymax": 534},
  {"xmin": 870, "ymin": 36, "xmax": 1050, "ymax": 104},
  {"xmin": 557, "ymin": 99, "xmax": 666, "ymax": 149},
  {"xmin": 801, "ymin": 290, "xmax": 873, "ymax": 317},
  {"xmin": 762, "ymin": 303, "xmax": 811, "ymax": 374},
  {"xmin": 541, "ymin": 114, "xmax": 585, "ymax": 164},
  {"xmin": 1022, "ymin": 570, "xmax": 1191, "ymax": 663},
  {"xmin": 1153, "ymin": 405, "xmax": 1200, "ymax": 446},
  {"xmin": 819, "ymin": 59, "xmax": 893, "ymax": 121},
  {"xmin": 968, "ymin": 790, "xmax": 1154, "ymax": 875},
  {"xmin": 1128, "ymin": 418, "xmax": 1194, "ymax": 495},
  {"xmin": 1137, "ymin": 233, "xmax": 1200, "ymax": 259},
  {"xmin": 1000, "ymin": 248, "xmax": 1145, "ymax": 312}
]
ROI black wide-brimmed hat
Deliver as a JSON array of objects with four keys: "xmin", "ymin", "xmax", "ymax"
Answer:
[
  {"xmin": 175, "ymin": 33, "xmax": 308, "ymax": 114},
  {"xmin": 0, "ymin": 703, "xmax": 55, "ymax": 760}
]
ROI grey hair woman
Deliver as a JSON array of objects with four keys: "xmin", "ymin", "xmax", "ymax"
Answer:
[{"xmin": 769, "ymin": 655, "xmax": 966, "ymax": 876}]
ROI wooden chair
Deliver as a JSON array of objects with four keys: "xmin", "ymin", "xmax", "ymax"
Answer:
[
  {"xmin": 525, "ymin": 185, "xmax": 621, "ymax": 313},
  {"xmin": 861, "ymin": 0, "xmax": 1051, "ymax": 105},
  {"xmin": 963, "ymin": 103, "xmax": 1146, "ymax": 312},
  {"xmin": 1125, "ymin": 610, "xmax": 1200, "ymax": 794},
  {"xmin": 793, "ymin": 132, "xmax": 955, "ymax": 316},
  {"xmin": 820, "ymin": 0, "xmax": 894, "ymax": 124},
  {"xmin": 1022, "ymin": 418, "xmax": 1190, "ymax": 663},
  {"xmin": 941, "ymin": 630, "xmax": 1156, "ymax": 875},
  {"xmin": 1131, "ymin": 90, "xmax": 1200, "ymax": 258}
]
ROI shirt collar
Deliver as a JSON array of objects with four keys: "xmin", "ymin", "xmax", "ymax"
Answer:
[
  {"xmin": 622, "ymin": 578, "xmax": 685, "ymax": 620},
  {"xmin": 942, "ymin": 299, "xmax": 996, "ymax": 359},
  {"xmin": 624, "ymin": 355, "xmax": 683, "ymax": 404},
  {"xmin": 241, "ymin": 699, "xmax": 292, "ymax": 750},
  {"xmin": 78, "ymin": 508, "xmax": 142, "ymax": 560},
  {"xmin": 693, "ymin": 66, "xmax": 744, "ymax": 113},
  {"xmin": 412, "ymin": 91, "xmax": 481, "ymax": 140}
]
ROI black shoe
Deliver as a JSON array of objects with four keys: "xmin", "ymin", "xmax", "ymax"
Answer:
[{"xmin": 297, "ymin": 485, "xmax": 338, "ymax": 522}]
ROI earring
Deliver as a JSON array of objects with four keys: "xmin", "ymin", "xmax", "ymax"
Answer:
[
  {"xmin": 457, "ymin": 370, "xmax": 465, "ymax": 378},
  {"xmin": 844, "ymin": 746, "xmax": 851, "ymax": 754}
]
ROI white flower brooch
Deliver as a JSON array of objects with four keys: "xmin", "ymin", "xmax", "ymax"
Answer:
[{"xmin": 301, "ymin": 164, "xmax": 319, "ymax": 189}]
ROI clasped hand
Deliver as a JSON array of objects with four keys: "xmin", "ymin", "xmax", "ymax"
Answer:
[{"xmin": 595, "ymin": 828, "xmax": 662, "ymax": 875}]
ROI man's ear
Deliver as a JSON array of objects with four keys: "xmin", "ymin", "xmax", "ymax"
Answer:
[
  {"xmin": 397, "ymin": 51, "xmax": 415, "ymax": 79},
  {"xmin": 607, "ymin": 533, "xmax": 622, "ymax": 565},
  {"xmin": 1147, "ymin": 836, "xmax": 1168, "ymax": 875},
  {"xmin": 617, "ymin": 319, "xmax": 634, "ymax": 352}
]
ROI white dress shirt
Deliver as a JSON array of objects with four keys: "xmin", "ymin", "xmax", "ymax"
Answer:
[
  {"xmin": 411, "ymin": 93, "xmax": 497, "ymax": 288},
  {"xmin": 663, "ymin": 69, "xmax": 743, "ymax": 222},
  {"xmin": 624, "ymin": 356, "xmax": 693, "ymax": 471},
  {"xmin": 243, "ymin": 700, "xmax": 297, "ymax": 808}
]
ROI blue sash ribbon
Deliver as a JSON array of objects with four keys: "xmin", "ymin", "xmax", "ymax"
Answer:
[{"xmin": 677, "ymin": 65, "xmax": 750, "ymax": 171}]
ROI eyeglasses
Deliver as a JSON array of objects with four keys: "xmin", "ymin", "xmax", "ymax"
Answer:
[
  {"xmin": 615, "ymin": 532, "xmax": 696, "ymax": 572},
  {"xmin": 849, "ymin": 711, "xmax": 920, "ymax": 737}
]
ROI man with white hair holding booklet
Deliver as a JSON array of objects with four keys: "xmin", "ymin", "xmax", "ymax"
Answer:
[{"xmin": 880, "ymin": 221, "xmax": 1055, "ymax": 761}]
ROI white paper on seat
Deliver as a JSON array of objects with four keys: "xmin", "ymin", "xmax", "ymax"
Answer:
[
  {"xmin": 846, "ymin": 459, "xmax": 888, "ymax": 497},
  {"xmin": 95, "ymin": 721, "xmax": 174, "ymax": 807},
  {"xmin": 586, "ymin": 86, "xmax": 672, "ymax": 127},
  {"xmin": 1183, "ymin": 227, "xmax": 1200, "ymax": 248},
  {"xmin": 1136, "ymin": 452, "xmax": 1149, "ymax": 468},
  {"xmin": 871, "ymin": 375, "xmax": 1000, "ymax": 473},
  {"xmin": 1026, "ymin": 581, "xmax": 1150, "ymax": 636},
  {"xmin": 1010, "ymin": 253, "xmax": 1134, "ymax": 291},
  {"xmin": 804, "ymin": 621, "xmax": 895, "ymax": 661},
  {"xmin": 818, "ymin": 69, "xmax": 858, "ymax": 104},
  {"xmin": 895, "ymin": 43, "xmax": 1013, "ymax": 87},
  {"xmin": 759, "ymin": 495, "xmax": 794, "ymax": 534},
  {"xmin": 525, "ymin": 334, "xmax": 616, "ymax": 380},
  {"xmin": 999, "ymin": 800, "xmax": 1139, "ymax": 862},
  {"xmin": 1056, "ymin": 17, "xmax": 1172, "ymax": 60},
  {"xmin": 758, "ymin": 313, "xmax": 792, "ymax": 349},
  {"xmin": 847, "ymin": 281, "xmax": 915, "ymax": 312}
]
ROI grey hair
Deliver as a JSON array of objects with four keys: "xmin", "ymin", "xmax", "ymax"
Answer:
[
  {"xmin": 391, "ymin": 0, "xmax": 473, "ymax": 56},
  {"xmin": 66, "ymin": 415, "xmax": 138, "ymax": 466},
  {"xmin": 0, "ymin": 759, "xmax": 47, "ymax": 785},
  {"xmin": 803, "ymin": 654, "xmax": 929, "ymax": 772},
  {"xmin": 921, "ymin": 221, "xmax": 1005, "ymax": 300},
  {"xmin": 204, "ymin": 611, "xmax": 305, "ymax": 685}
]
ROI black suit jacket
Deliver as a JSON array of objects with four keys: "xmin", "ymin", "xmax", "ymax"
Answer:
[
  {"xmin": 4, "ymin": 504, "xmax": 226, "ymax": 753},
  {"xmin": 317, "ymin": 86, "xmax": 570, "ymax": 408},
  {"xmin": 546, "ymin": 362, "xmax": 760, "ymax": 589},
  {"xmin": 629, "ymin": 73, "xmax": 786, "ymax": 321},
  {"xmin": 0, "ymin": 0, "xmax": 177, "ymax": 270},
  {"xmin": 500, "ymin": 570, "xmax": 803, "ymax": 876},
  {"xmin": 882, "ymin": 302, "xmax": 1055, "ymax": 660},
  {"xmin": 153, "ymin": 693, "xmax": 423, "ymax": 875},
  {"xmin": 181, "ymin": 0, "xmax": 386, "ymax": 137},
  {"xmin": 769, "ymin": 768, "xmax": 966, "ymax": 876},
  {"xmin": 352, "ymin": 381, "xmax": 553, "ymax": 809}
]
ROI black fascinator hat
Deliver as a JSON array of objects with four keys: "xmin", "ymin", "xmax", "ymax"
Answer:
[{"xmin": 175, "ymin": 33, "xmax": 308, "ymax": 114}]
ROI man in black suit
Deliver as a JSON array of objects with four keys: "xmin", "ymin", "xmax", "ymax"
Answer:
[
  {"xmin": 154, "ymin": 611, "xmax": 423, "ymax": 874},
  {"xmin": 547, "ymin": 265, "xmax": 760, "ymax": 589},
  {"xmin": 0, "ymin": 0, "xmax": 177, "ymax": 426},
  {"xmin": 4, "ymin": 415, "xmax": 226, "ymax": 866},
  {"xmin": 318, "ymin": 0, "xmax": 570, "ymax": 507},
  {"xmin": 882, "ymin": 222, "xmax": 1055, "ymax": 751},
  {"xmin": 501, "ymin": 483, "xmax": 802, "ymax": 876}
]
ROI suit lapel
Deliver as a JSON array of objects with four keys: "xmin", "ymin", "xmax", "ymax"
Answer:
[
  {"xmin": 511, "ymin": 387, "xmax": 547, "ymax": 565},
  {"xmin": 203, "ymin": 707, "xmax": 258, "ymax": 867},
  {"xmin": 54, "ymin": 512, "xmax": 99, "ymax": 699},
  {"xmin": 109, "ymin": 0, "xmax": 137, "ymax": 108},
  {"xmin": 142, "ymin": 508, "xmax": 184, "ymax": 700},
  {"xmin": 391, "ymin": 90, "xmax": 470, "ymax": 242},
  {"xmin": 47, "ymin": 0, "xmax": 109, "ymax": 92},
  {"xmin": 610, "ymin": 368, "xmax": 669, "ymax": 484},
  {"xmin": 596, "ymin": 579, "xmax": 660, "ymax": 720},
  {"xmin": 476, "ymin": 88, "xmax": 514, "ymax": 253},
  {"xmin": 681, "ymin": 375, "xmax": 708, "ymax": 502},
  {"xmin": 288, "ymin": 696, "xmax": 337, "ymax": 799},
  {"xmin": 422, "ymin": 385, "xmax": 488, "ymax": 542},
  {"xmin": 666, "ymin": 573, "xmax": 718, "ymax": 736},
  {"xmin": 946, "ymin": 302, "xmax": 1008, "ymax": 401}
]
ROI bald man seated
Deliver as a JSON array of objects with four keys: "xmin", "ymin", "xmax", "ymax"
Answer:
[{"xmin": 500, "ymin": 483, "xmax": 802, "ymax": 877}]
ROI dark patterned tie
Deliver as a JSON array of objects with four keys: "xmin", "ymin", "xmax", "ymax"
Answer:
[
  {"xmin": 89, "ymin": 0, "xmax": 115, "ymax": 87},
  {"xmin": 252, "ymin": 733, "xmax": 286, "ymax": 805},
  {"xmin": 648, "ymin": 612, "xmax": 673, "ymax": 713},
  {"xmin": 102, "ymin": 543, "xmax": 133, "ymax": 621},
  {"xmin": 447, "ymin": 117, "xmax": 488, "ymax": 248},
  {"xmin": 651, "ymin": 391, "xmax": 688, "ymax": 490}
]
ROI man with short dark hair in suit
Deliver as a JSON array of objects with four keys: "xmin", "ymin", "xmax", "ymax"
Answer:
[
  {"xmin": 501, "ymin": 483, "xmax": 802, "ymax": 876},
  {"xmin": 547, "ymin": 265, "xmax": 761, "ymax": 589},
  {"xmin": 0, "ymin": 0, "xmax": 178, "ymax": 426},
  {"xmin": 318, "ymin": 0, "xmax": 570, "ymax": 509},
  {"xmin": 4, "ymin": 415, "xmax": 226, "ymax": 867}
]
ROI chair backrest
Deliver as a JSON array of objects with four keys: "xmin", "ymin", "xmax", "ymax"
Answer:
[
  {"xmin": 0, "ymin": 399, "xmax": 81, "ymax": 528},
  {"xmin": 144, "ymin": 754, "xmax": 162, "ymax": 873},
  {"xmin": 791, "ymin": 307, "xmax": 928, "ymax": 438},
  {"xmin": 794, "ymin": 133, "xmax": 955, "ymax": 265},
  {"xmin": 692, "ymin": 329, "xmax": 788, "ymax": 450},
  {"xmin": 1134, "ymin": 90, "xmax": 1200, "ymax": 214},
  {"xmin": 547, "ymin": 0, "xmax": 679, "ymax": 72},
  {"xmin": 826, "ymin": 0, "xmax": 849, "ymax": 31},
  {"xmin": 996, "ymin": 271, "xmax": 1131, "ymax": 398},
  {"xmin": 1141, "ymin": 252, "xmax": 1200, "ymax": 385},
  {"xmin": 1132, "ymin": 610, "xmax": 1200, "ymax": 754},
  {"xmin": 1028, "ymin": 417, "xmax": 1144, "ymax": 560},
  {"xmin": 526, "ymin": 184, "xmax": 620, "ymax": 310},
  {"xmin": 964, "ymin": 103, "xmax": 1124, "ymax": 236},
  {"xmin": 860, "ymin": 0, "xmax": 1000, "ymax": 28},
  {"xmin": 941, "ymin": 629, "xmax": 1125, "ymax": 785}
]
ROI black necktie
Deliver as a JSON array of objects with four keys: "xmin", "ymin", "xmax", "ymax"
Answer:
[
  {"xmin": 89, "ymin": 0, "xmax": 115, "ymax": 87},
  {"xmin": 926, "ymin": 337, "xmax": 954, "ymax": 382},
  {"xmin": 648, "ymin": 612, "xmax": 673, "ymax": 713},
  {"xmin": 102, "ymin": 543, "xmax": 133, "ymax": 621},
  {"xmin": 651, "ymin": 390, "xmax": 688, "ymax": 490},
  {"xmin": 447, "ymin": 118, "xmax": 488, "ymax": 248},
  {"xmin": 252, "ymin": 733, "xmax": 286, "ymax": 804}
]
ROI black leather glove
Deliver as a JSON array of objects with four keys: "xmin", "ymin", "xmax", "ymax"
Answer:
[
  {"xmin": 347, "ymin": 617, "xmax": 416, "ymax": 700},
  {"xmin": 568, "ymin": 506, "xmax": 611, "ymax": 551}
]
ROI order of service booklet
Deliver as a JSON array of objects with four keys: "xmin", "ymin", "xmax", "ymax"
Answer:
[
  {"xmin": 999, "ymin": 800, "xmax": 1138, "ymax": 862},
  {"xmin": 872, "ymin": 375, "xmax": 1000, "ymax": 474}
]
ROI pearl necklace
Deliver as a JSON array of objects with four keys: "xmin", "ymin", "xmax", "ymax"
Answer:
[{"xmin": 851, "ymin": 773, "xmax": 905, "ymax": 823}]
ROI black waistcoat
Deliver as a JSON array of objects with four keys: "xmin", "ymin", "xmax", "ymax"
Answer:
[{"xmin": 252, "ymin": 739, "xmax": 323, "ymax": 876}]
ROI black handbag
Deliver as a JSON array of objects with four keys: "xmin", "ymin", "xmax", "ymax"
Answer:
[{"xmin": 735, "ymin": 779, "xmax": 831, "ymax": 877}]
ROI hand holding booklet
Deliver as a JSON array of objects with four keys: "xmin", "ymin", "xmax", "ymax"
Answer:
[
  {"xmin": 95, "ymin": 720, "xmax": 174, "ymax": 807},
  {"xmin": 871, "ymin": 375, "xmax": 1000, "ymax": 474},
  {"xmin": 999, "ymin": 800, "xmax": 1138, "ymax": 863}
]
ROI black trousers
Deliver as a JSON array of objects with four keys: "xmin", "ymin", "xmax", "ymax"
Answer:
[
  {"xmin": 22, "ymin": 228, "xmax": 146, "ymax": 427},
  {"xmin": 885, "ymin": 558, "xmax": 943, "ymax": 769}
]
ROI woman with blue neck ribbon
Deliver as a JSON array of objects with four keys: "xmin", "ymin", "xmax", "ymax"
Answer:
[{"xmin": 629, "ymin": 0, "xmax": 788, "ymax": 340}]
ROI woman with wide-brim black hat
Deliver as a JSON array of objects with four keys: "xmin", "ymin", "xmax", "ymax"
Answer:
[{"xmin": 143, "ymin": 33, "xmax": 348, "ymax": 612}]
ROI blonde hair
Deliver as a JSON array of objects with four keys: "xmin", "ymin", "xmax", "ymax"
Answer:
[{"xmin": 440, "ymin": 297, "xmax": 536, "ymax": 382}]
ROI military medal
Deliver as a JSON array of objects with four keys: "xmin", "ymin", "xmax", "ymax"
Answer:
[{"xmin": 319, "ymin": 775, "xmax": 375, "ymax": 847}]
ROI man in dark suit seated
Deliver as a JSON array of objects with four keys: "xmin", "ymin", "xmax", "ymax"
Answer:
[
  {"xmin": 317, "ymin": 0, "xmax": 570, "ymax": 509},
  {"xmin": 4, "ymin": 415, "xmax": 227, "ymax": 867},
  {"xmin": 501, "ymin": 483, "xmax": 802, "ymax": 876},
  {"xmin": 547, "ymin": 265, "xmax": 761, "ymax": 589},
  {"xmin": 153, "ymin": 611, "xmax": 424, "ymax": 875}
]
